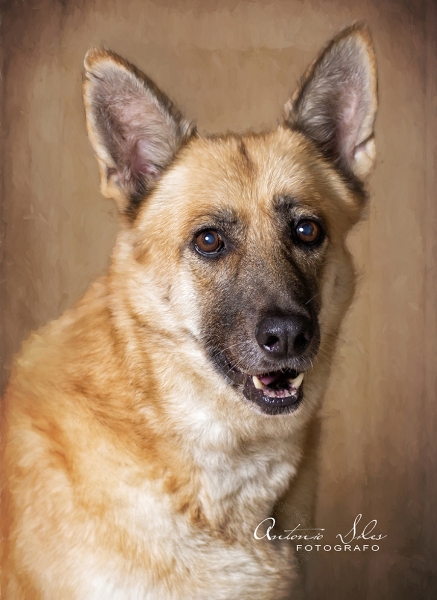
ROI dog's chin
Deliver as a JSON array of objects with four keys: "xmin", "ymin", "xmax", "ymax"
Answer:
[{"xmin": 225, "ymin": 365, "xmax": 305, "ymax": 416}]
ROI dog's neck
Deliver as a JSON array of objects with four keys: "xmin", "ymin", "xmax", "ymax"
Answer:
[{"xmin": 190, "ymin": 434, "xmax": 300, "ymax": 538}]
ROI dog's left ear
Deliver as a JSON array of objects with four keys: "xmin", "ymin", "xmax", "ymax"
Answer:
[
  {"xmin": 83, "ymin": 48, "xmax": 195, "ymax": 216},
  {"xmin": 284, "ymin": 23, "xmax": 377, "ymax": 181}
]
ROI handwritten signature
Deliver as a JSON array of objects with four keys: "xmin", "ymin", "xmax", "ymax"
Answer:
[{"xmin": 254, "ymin": 514, "xmax": 387, "ymax": 545}]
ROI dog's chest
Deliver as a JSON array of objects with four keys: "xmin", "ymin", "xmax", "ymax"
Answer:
[
  {"xmin": 74, "ymin": 536, "xmax": 294, "ymax": 600},
  {"xmin": 80, "ymin": 448, "xmax": 297, "ymax": 599},
  {"xmin": 85, "ymin": 492, "xmax": 294, "ymax": 599}
]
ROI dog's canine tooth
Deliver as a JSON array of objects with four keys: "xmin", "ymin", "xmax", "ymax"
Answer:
[
  {"xmin": 252, "ymin": 375, "xmax": 265, "ymax": 390},
  {"xmin": 289, "ymin": 373, "xmax": 304, "ymax": 389}
]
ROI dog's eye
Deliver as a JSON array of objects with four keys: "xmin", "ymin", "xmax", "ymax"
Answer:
[
  {"xmin": 295, "ymin": 220, "xmax": 322, "ymax": 244},
  {"xmin": 194, "ymin": 230, "xmax": 224, "ymax": 255}
]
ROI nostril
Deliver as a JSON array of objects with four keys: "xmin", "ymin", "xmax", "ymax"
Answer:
[
  {"xmin": 264, "ymin": 335, "xmax": 280, "ymax": 350},
  {"xmin": 294, "ymin": 332, "xmax": 310, "ymax": 354}
]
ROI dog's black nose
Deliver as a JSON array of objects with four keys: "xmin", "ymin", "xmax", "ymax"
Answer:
[{"xmin": 255, "ymin": 315, "xmax": 313, "ymax": 358}]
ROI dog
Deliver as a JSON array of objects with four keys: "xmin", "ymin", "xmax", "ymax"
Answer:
[{"xmin": 1, "ymin": 23, "xmax": 377, "ymax": 599}]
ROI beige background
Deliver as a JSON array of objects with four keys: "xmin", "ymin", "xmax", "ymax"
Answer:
[{"xmin": 1, "ymin": 0, "xmax": 436, "ymax": 597}]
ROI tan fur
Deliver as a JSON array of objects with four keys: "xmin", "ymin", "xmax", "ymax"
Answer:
[{"xmin": 1, "ymin": 24, "xmax": 377, "ymax": 599}]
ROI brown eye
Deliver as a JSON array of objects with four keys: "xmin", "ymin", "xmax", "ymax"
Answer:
[
  {"xmin": 295, "ymin": 220, "xmax": 321, "ymax": 244},
  {"xmin": 194, "ymin": 230, "xmax": 224, "ymax": 255}
]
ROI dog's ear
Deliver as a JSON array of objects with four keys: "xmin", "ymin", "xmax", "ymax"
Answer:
[
  {"xmin": 284, "ymin": 23, "xmax": 377, "ymax": 181},
  {"xmin": 83, "ymin": 49, "xmax": 195, "ymax": 215}
]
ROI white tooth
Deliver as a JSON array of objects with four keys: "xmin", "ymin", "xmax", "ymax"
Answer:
[
  {"xmin": 252, "ymin": 376, "xmax": 265, "ymax": 390},
  {"xmin": 289, "ymin": 372, "xmax": 304, "ymax": 389}
]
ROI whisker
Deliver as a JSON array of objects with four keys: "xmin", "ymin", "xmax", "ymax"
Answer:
[{"xmin": 305, "ymin": 292, "xmax": 320, "ymax": 306}]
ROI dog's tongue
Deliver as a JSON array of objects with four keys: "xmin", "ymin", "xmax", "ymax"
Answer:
[{"xmin": 259, "ymin": 373, "xmax": 279, "ymax": 386}]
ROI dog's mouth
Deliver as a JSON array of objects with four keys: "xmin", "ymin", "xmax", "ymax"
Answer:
[{"xmin": 226, "ymin": 366, "xmax": 305, "ymax": 415}]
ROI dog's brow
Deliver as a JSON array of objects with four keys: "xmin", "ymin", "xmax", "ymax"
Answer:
[
  {"xmin": 273, "ymin": 194, "xmax": 312, "ymax": 214},
  {"xmin": 274, "ymin": 195, "xmax": 300, "ymax": 212},
  {"xmin": 275, "ymin": 195, "xmax": 322, "ymax": 220},
  {"xmin": 197, "ymin": 208, "xmax": 241, "ymax": 229}
]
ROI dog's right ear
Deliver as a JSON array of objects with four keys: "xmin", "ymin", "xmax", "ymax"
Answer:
[{"xmin": 83, "ymin": 49, "xmax": 195, "ymax": 216}]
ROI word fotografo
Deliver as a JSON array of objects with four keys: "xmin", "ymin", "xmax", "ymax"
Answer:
[{"xmin": 254, "ymin": 514, "xmax": 387, "ymax": 552}]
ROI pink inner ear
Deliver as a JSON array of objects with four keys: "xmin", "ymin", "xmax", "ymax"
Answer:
[
  {"xmin": 338, "ymin": 89, "xmax": 362, "ymax": 160},
  {"xmin": 130, "ymin": 139, "xmax": 161, "ymax": 182},
  {"xmin": 105, "ymin": 85, "xmax": 177, "ymax": 189}
]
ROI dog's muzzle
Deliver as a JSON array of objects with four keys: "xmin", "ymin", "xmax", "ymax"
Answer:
[{"xmin": 216, "ymin": 313, "xmax": 319, "ymax": 416}]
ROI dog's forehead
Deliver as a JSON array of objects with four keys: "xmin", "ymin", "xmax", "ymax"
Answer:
[{"xmin": 181, "ymin": 129, "xmax": 327, "ymax": 208}]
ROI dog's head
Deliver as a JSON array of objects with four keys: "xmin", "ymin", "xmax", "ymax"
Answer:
[{"xmin": 83, "ymin": 24, "xmax": 377, "ymax": 418}]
